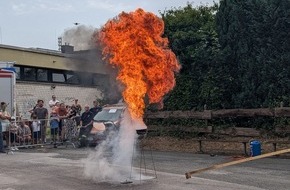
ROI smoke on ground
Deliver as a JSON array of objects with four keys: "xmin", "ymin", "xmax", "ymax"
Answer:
[{"xmin": 82, "ymin": 109, "xmax": 147, "ymax": 182}]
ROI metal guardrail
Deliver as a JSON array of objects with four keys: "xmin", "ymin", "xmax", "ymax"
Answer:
[{"xmin": 2, "ymin": 118, "xmax": 80, "ymax": 154}]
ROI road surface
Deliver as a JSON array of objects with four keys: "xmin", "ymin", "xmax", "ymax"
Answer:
[{"xmin": 0, "ymin": 146, "xmax": 289, "ymax": 190}]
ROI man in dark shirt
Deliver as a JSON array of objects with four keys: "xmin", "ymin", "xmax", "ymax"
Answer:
[
  {"xmin": 78, "ymin": 105, "xmax": 94, "ymax": 147},
  {"xmin": 33, "ymin": 100, "xmax": 48, "ymax": 143},
  {"xmin": 89, "ymin": 100, "xmax": 102, "ymax": 117}
]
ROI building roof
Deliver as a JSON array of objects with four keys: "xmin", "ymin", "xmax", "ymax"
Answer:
[{"xmin": 0, "ymin": 44, "xmax": 109, "ymax": 74}]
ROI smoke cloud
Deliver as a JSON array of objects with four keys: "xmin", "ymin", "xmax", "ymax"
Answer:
[
  {"xmin": 82, "ymin": 109, "xmax": 148, "ymax": 182},
  {"xmin": 60, "ymin": 25, "xmax": 122, "ymax": 104},
  {"xmin": 62, "ymin": 25, "xmax": 96, "ymax": 51}
]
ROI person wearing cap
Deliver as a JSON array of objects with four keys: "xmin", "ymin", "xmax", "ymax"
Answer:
[{"xmin": 0, "ymin": 102, "xmax": 11, "ymax": 153}]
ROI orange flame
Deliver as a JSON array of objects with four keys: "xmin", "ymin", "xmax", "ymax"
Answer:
[{"xmin": 98, "ymin": 8, "xmax": 180, "ymax": 119}]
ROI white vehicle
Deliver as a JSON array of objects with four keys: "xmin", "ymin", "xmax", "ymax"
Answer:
[{"xmin": 0, "ymin": 62, "xmax": 16, "ymax": 125}]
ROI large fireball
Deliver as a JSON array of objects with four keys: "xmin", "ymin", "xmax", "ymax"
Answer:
[{"xmin": 98, "ymin": 8, "xmax": 180, "ymax": 119}]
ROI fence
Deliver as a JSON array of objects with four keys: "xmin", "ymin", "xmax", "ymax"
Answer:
[
  {"xmin": 144, "ymin": 107, "xmax": 290, "ymax": 119},
  {"xmin": 144, "ymin": 107, "xmax": 290, "ymax": 137},
  {"xmin": 2, "ymin": 117, "xmax": 80, "ymax": 153}
]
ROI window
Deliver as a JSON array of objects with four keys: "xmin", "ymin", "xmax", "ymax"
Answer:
[
  {"xmin": 92, "ymin": 74, "xmax": 108, "ymax": 86},
  {"xmin": 79, "ymin": 73, "xmax": 93, "ymax": 85},
  {"xmin": 66, "ymin": 73, "xmax": 79, "ymax": 84},
  {"xmin": 14, "ymin": 66, "xmax": 103, "ymax": 86},
  {"xmin": 14, "ymin": 66, "xmax": 21, "ymax": 80},
  {"xmin": 52, "ymin": 72, "xmax": 65, "ymax": 82},
  {"xmin": 37, "ymin": 69, "xmax": 48, "ymax": 81},
  {"xmin": 24, "ymin": 67, "xmax": 36, "ymax": 81},
  {"xmin": 92, "ymin": 74, "xmax": 99, "ymax": 85}
]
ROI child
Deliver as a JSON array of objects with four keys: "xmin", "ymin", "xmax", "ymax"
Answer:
[
  {"xmin": 31, "ymin": 114, "xmax": 41, "ymax": 144},
  {"xmin": 50, "ymin": 110, "xmax": 59, "ymax": 147}
]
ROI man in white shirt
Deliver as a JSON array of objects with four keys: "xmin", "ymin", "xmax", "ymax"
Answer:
[{"xmin": 48, "ymin": 95, "xmax": 60, "ymax": 108}]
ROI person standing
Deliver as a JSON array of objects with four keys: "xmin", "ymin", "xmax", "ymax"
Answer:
[
  {"xmin": 0, "ymin": 102, "xmax": 11, "ymax": 153},
  {"xmin": 73, "ymin": 99, "xmax": 82, "ymax": 116},
  {"xmin": 72, "ymin": 99, "xmax": 81, "ymax": 126},
  {"xmin": 89, "ymin": 100, "xmax": 102, "ymax": 117},
  {"xmin": 49, "ymin": 109, "xmax": 59, "ymax": 147},
  {"xmin": 31, "ymin": 114, "xmax": 41, "ymax": 144},
  {"xmin": 78, "ymin": 105, "xmax": 94, "ymax": 147},
  {"xmin": 33, "ymin": 100, "xmax": 48, "ymax": 144},
  {"xmin": 55, "ymin": 103, "xmax": 68, "ymax": 142},
  {"xmin": 48, "ymin": 95, "xmax": 60, "ymax": 108}
]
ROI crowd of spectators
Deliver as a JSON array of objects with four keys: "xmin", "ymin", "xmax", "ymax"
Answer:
[{"xmin": 0, "ymin": 95, "xmax": 103, "ymax": 152}]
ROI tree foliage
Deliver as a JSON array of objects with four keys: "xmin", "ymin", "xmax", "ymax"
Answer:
[
  {"xmin": 160, "ymin": 3, "xmax": 229, "ymax": 110},
  {"xmin": 160, "ymin": 0, "xmax": 290, "ymax": 112},
  {"xmin": 216, "ymin": 0, "xmax": 290, "ymax": 108},
  {"xmin": 144, "ymin": 0, "xmax": 290, "ymax": 133}
]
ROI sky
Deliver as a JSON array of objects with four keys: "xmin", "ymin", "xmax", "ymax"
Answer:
[{"xmin": 0, "ymin": 0, "xmax": 214, "ymax": 50}]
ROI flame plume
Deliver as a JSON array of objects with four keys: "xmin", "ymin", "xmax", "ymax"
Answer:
[{"xmin": 98, "ymin": 8, "xmax": 180, "ymax": 119}]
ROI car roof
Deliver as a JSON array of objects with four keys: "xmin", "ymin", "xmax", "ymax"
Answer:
[{"xmin": 102, "ymin": 104, "xmax": 126, "ymax": 110}]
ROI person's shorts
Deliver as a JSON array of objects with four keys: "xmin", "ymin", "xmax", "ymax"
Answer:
[
  {"xmin": 33, "ymin": 131, "xmax": 41, "ymax": 139},
  {"xmin": 50, "ymin": 128, "xmax": 58, "ymax": 136},
  {"xmin": 50, "ymin": 119, "xmax": 59, "ymax": 128},
  {"xmin": 59, "ymin": 120, "xmax": 63, "ymax": 131},
  {"xmin": 9, "ymin": 132, "xmax": 17, "ymax": 142}
]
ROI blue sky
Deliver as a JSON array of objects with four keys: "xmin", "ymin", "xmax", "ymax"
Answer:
[{"xmin": 0, "ymin": 0, "xmax": 214, "ymax": 50}]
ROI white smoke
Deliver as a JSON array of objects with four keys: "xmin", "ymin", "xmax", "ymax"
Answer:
[
  {"xmin": 82, "ymin": 109, "xmax": 147, "ymax": 182},
  {"xmin": 62, "ymin": 25, "xmax": 96, "ymax": 51}
]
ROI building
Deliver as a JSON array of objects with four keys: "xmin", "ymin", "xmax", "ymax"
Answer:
[{"xmin": 0, "ymin": 44, "xmax": 119, "ymax": 118}]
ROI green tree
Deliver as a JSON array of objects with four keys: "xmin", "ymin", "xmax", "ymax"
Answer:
[
  {"xmin": 216, "ymin": 0, "xmax": 290, "ymax": 108},
  {"xmin": 161, "ymin": 3, "xmax": 229, "ymax": 110}
]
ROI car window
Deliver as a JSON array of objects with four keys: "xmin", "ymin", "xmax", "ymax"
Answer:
[{"xmin": 93, "ymin": 108, "xmax": 123, "ymax": 122}]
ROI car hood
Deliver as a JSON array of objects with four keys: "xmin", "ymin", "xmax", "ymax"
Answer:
[{"xmin": 91, "ymin": 122, "xmax": 106, "ymax": 134}]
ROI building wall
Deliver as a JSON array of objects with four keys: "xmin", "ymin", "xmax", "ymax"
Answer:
[
  {"xmin": 0, "ymin": 44, "xmax": 108, "ymax": 74},
  {"xmin": 1, "ymin": 44, "xmax": 111, "ymax": 118},
  {"xmin": 16, "ymin": 82, "xmax": 103, "ymax": 119},
  {"xmin": 0, "ymin": 45, "xmax": 66, "ymax": 69}
]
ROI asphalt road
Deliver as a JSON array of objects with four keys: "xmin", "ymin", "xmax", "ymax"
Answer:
[{"xmin": 0, "ymin": 146, "xmax": 289, "ymax": 190}]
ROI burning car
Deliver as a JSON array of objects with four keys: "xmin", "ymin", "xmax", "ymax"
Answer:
[
  {"xmin": 86, "ymin": 103, "xmax": 148, "ymax": 146},
  {"xmin": 86, "ymin": 104, "xmax": 125, "ymax": 146}
]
